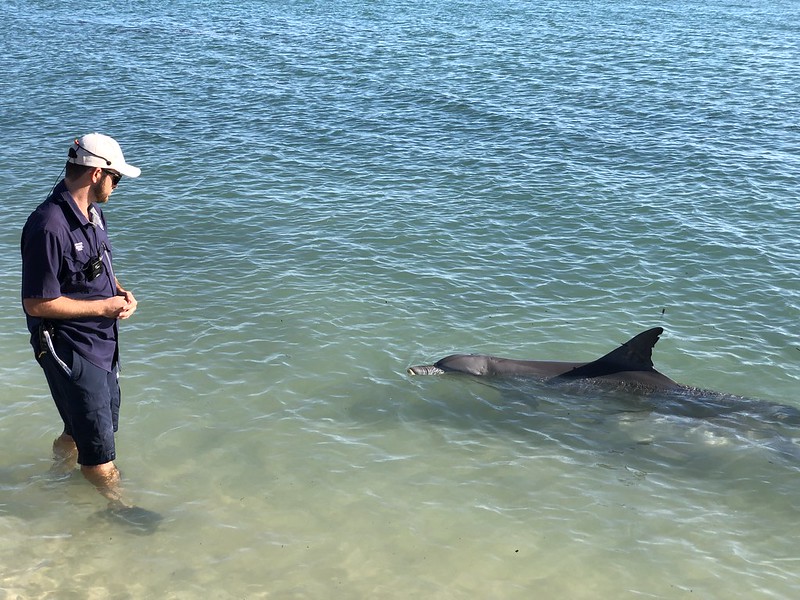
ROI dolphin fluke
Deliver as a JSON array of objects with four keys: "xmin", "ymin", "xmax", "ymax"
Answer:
[{"xmin": 553, "ymin": 327, "xmax": 663, "ymax": 381}]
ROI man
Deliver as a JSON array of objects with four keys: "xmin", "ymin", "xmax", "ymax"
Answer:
[{"xmin": 21, "ymin": 133, "xmax": 141, "ymax": 510}]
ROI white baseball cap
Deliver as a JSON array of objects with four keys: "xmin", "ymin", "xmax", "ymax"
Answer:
[{"xmin": 67, "ymin": 133, "xmax": 141, "ymax": 178}]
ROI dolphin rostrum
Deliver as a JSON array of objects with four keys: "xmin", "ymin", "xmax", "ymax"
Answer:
[{"xmin": 408, "ymin": 327, "xmax": 678, "ymax": 389}]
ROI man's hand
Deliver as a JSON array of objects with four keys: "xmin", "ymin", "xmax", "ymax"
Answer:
[{"xmin": 117, "ymin": 290, "xmax": 138, "ymax": 320}]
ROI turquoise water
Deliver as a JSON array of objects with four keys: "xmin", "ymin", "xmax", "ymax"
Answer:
[{"xmin": 1, "ymin": 0, "xmax": 799, "ymax": 597}]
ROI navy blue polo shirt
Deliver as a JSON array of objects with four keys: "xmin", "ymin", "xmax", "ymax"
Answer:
[{"xmin": 21, "ymin": 180, "xmax": 119, "ymax": 372}]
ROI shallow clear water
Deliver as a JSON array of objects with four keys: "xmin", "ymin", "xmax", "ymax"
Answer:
[{"xmin": 1, "ymin": 0, "xmax": 799, "ymax": 597}]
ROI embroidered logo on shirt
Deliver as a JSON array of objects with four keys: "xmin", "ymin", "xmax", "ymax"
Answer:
[{"xmin": 74, "ymin": 242, "xmax": 84, "ymax": 252}]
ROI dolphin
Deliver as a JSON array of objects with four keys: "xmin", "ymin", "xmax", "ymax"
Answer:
[
  {"xmin": 408, "ymin": 327, "xmax": 800, "ymax": 464},
  {"xmin": 408, "ymin": 327, "xmax": 678, "ymax": 389},
  {"xmin": 408, "ymin": 327, "xmax": 800, "ymax": 425}
]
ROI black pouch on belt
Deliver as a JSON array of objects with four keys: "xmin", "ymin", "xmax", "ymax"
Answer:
[{"xmin": 36, "ymin": 321, "xmax": 56, "ymax": 358}]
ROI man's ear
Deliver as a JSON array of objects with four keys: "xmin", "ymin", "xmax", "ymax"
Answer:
[{"xmin": 90, "ymin": 167, "xmax": 105, "ymax": 183}]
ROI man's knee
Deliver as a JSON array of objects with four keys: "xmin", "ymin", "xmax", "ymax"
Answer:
[
  {"xmin": 81, "ymin": 461, "xmax": 119, "ymax": 487},
  {"xmin": 53, "ymin": 432, "xmax": 77, "ymax": 456}
]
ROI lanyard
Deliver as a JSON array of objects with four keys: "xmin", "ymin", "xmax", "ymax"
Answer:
[{"xmin": 88, "ymin": 206, "xmax": 116, "ymax": 289}]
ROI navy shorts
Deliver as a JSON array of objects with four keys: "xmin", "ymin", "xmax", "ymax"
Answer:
[{"xmin": 38, "ymin": 339, "xmax": 120, "ymax": 467}]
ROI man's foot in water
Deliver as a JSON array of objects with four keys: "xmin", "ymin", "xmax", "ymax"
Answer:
[{"xmin": 103, "ymin": 505, "xmax": 164, "ymax": 535}]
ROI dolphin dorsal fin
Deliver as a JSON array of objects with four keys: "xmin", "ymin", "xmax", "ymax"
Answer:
[{"xmin": 555, "ymin": 327, "xmax": 664, "ymax": 380}]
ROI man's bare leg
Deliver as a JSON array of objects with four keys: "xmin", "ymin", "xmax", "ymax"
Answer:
[
  {"xmin": 50, "ymin": 439, "xmax": 160, "ymax": 528},
  {"xmin": 82, "ymin": 461, "xmax": 162, "ymax": 532},
  {"xmin": 81, "ymin": 462, "xmax": 132, "ymax": 509},
  {"xmin": 51, "ymin": 432, "xmax": 78, "ymax": 475}
]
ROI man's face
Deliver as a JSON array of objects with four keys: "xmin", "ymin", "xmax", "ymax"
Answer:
[{"xmin": 91, "ymin": 169, "xmax": 120, "ymax": 204}]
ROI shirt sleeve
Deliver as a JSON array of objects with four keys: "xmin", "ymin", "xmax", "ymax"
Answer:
[{"xmin": 21, "ymin": 224, "xmax": 64, "ymax": 300}]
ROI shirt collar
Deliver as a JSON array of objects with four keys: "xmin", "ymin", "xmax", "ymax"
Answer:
[
  {"xmin": 89, "ymin": 205, "xmax": 105, "ymax": 230},
  {"xmin": 53, "ymin": 179, "xmax": 94, "ymax": 227}
]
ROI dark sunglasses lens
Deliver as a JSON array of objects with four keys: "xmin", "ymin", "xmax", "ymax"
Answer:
[{"xmin": 106, "ymin": 171, "xmax": 121, "ymax": 186}]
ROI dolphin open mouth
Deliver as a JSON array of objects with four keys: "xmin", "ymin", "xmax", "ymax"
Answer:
[{"xmin": 407, "ymin": 365, "xmax": 445, "ymax": 376}]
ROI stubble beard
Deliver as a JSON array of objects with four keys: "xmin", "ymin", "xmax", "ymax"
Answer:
[{"xmin": 92, "ymin": 180, "xmax": 110, "ymax": 204}]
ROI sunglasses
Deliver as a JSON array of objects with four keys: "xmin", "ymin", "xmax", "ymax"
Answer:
[{"xmin": 103, "ymin": 169, "xmax": 122, "ymax": 187}]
